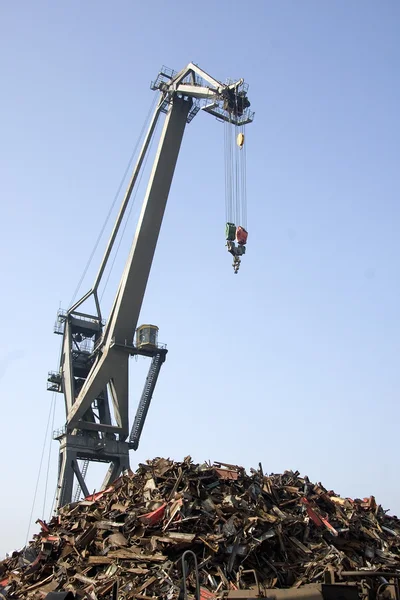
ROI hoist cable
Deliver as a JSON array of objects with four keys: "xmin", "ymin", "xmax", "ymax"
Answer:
[
  {"xmin": 228, "ymin": 131, "xmax": 230, "ymax": 222},
  {"xmin": 25, "ymin": 394, "xmax": 55, "ymax": 545},
  {"xmin": 224, "ymin": 119, "xmax": 229, "ymax": 222},
  {"xmin": 235, "ymin": 91, "xmax": 240, "ymax": 226},
  {"xmin": 235, "ymin": 93, "xmax": 242, "ymax": 227},
  {"xmin": 225, "ymin": 117, "xmax": 234, "ymax": 224},
  {"xmin": 239, "ymin": 125, "xmax": 242, "ymax": 227},
  {"xmin": 236, "ymin": 124, "xmax": 240, "ymax": 226},
  {"xmin": 224, "ymin": 120, "xmax": 229, "ymax": 222},
  {"xmin": 231, "ymin": 122, "xmax": 235, "ymax": 224},
  {"xmin": 243, "ymin": 126, "xmax": 247, "ymax": 229},
  {"xmin": 223, "ymin": 95, "xmax": 248, "ymax": 231},
  {"xmin": 69, "ymin": 95, "xmax": 158, "ymax": 308},
  {"xmin": 238, "ymin": 123, "xmax": 246, "ymax": 229},
  {"xmin": 99, "ymin": 114, "xmax": 161, "ymax": 303}
]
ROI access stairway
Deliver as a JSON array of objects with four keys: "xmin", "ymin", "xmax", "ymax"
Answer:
[{"xmin": 129, "ymin": 351, "xmax": 166, "ymax": 450}]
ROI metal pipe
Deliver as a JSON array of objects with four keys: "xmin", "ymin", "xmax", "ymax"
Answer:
[{"xmin": 181, "ymin": 550, "xmax": 200, "ymax": 600}]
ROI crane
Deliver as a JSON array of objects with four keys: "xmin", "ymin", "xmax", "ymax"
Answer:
[{"xmin": 47, "ymin": 63, "xmax": 254, "ymax": 509}]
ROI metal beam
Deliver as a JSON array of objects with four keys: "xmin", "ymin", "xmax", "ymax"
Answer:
[
  {"xmin": 60, "ymin": 321, "xmax": 75, "ymax": 414},
  {"xmin": 68, "ymin": 94, "xmax": 165, "ymax": 316},
  {"xmin": 175, "ymin": 84, "xmax": 218, "ymax": 100},
  {"xmin": 71, "ymin": 459, "xmax": 90, "ymax": 499},
  {"xmin": 102, "ymin": 460, "xmax": 128, "ymax": 489},
  {"xmin": 108, "ymin": 356, "xmax": 129, "ymax": 438},
  {"xmin": 52, "ymin": 63, "xmax": 253, "ymax": 509},
  {"xmin": 56, "ymin": 447, "xmax": 75, "ymax": 508},
  {"xmin": 202, "ymin": 105, "xmax": 254, "ymax": 126},
  {"xmin": 74, "ymin": 422, "xmax": 123, "ymax": 434},
  {"xmin": 66, "ymin": 94, "xmax": 192, "ymax": 427},
  {"xmin": 170, "ymin": 62, "xmax": 223, "ymax": 91},
  {"xmin": 105, "ymin": 94, "xmax": 192, "ymax": 343}
]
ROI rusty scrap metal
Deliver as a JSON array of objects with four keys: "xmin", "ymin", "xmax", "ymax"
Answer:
[{"xmin": 2, "ymin": 457, "xmax": 400, "ymax": 600}]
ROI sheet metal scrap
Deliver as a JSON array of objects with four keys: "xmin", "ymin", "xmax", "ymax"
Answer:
[{"xmin": 2, "ymin": 457, "xmax": 400, "ymax": 600}]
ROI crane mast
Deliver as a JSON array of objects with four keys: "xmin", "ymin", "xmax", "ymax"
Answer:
[{"xmin": 47, "ymin": 63, "xmax": 254, "ymax": 509}]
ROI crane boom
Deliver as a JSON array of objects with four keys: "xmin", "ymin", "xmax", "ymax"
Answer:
[
  {"xmin": 49, "ymin": 63, "xmax": 254, "ymax": 509},
  {"xmin": 66, "ymin": 94, "xmax": 192, "ymax": 429}
]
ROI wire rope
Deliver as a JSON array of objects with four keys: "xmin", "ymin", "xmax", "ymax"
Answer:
[
  {"xmin": 223, "ymin": 89, "xmax": 248, "ymax": 235},
  {"xmin": 99, "ymin": 112, "xmax": 161, "ymax": 303},
  {"xmin": 69, "ymin": 95, "xmax": 158, "ymax": 307},
  {"xmin": 25, "ymin": 394, "xmax": 55, "ymax": 545},
  {"xmin": 42, "ymin": 393, "xmax": 57, "ymax": 519}
]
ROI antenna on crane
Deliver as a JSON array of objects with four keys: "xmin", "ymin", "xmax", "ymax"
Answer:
[{"xmin": 47, "ymin": 63, "xmax": 254, "ymax": 510}]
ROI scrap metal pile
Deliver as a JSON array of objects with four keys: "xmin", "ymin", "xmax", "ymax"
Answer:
[{"xmin": 2, "ymin": 457, "xmax": 400, "ymax": 599}]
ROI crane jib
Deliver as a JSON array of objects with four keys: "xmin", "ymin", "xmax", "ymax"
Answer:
[{"xmin": 48, "ymin": 64, "xmax": 253, "ymax": 509}]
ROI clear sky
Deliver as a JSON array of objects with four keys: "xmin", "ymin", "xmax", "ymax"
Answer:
[{"xmin": 0, "ymin": 0, "xmax": 399, "ymax": 556}]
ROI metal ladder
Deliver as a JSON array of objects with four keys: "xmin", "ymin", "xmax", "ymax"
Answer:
[
  {"xmin": 73, "ymin": 459, "xmax": 89, "ymax": 502},
  {"xmin": 129, "ymin": 352, "xmax": 163, "ymax": 450}
]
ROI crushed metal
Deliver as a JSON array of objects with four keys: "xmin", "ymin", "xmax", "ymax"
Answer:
[{"xmin": 1, "ymin": 457, "xmax": 400, "ymax": 599}]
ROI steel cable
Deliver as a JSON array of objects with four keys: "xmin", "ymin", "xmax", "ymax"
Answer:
[
  {"xmin": 25, "ymin": 394, "xmax": 55, "ymax": 545},
  {"xmin": 42, "ymin": 393, "xmax": 57, "ymax": 519},
  {"xmin": 99, "ymin": 113, "xmax": 161, "ymax": 303},
  {"xmin": 69, "ymin": 95, "xmax": 158, "ymax": 308}
]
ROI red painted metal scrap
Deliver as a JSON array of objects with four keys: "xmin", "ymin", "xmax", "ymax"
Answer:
[
  {"xmin": 301, "ymin": 498, "xmax": 323, "ymax": 527},
  {"xmin": 200, "ymin": 587, "xmax": 216, "ymax": 600},
  {"xmin": 3, "ymin": 457, "xmax": 399, "ymax": 599},
  {"xmin": 320, "ymin": 516, "xmax": 338, "ymax": 536},
  {"xmin": 301, "ymin": 498, "xmax": 338, "ymax": 536},
  {"xmin": 85, "ymin": 485, "xmax": 115, "ymax": 502},
  {"xmin": 41, "ymin": 535, "xmax": 59, "ymax": 543},
  {"xmin": 35, "ymin": 519, "xmax": 50, "ymax": 533},
  {"xmin": 139, "ymin": 503, "xmax": 167, "ymax": 525}
]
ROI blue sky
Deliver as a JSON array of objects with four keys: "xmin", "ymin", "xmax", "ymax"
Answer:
[{"xmin": 0, "ymin": 0, "xmax": 399, "ymax": 554}]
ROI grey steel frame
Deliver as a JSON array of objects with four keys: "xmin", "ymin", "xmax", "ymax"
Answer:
[{"xmin": 53, "ymin": 64, "xmax": 253, "ymax": 509}]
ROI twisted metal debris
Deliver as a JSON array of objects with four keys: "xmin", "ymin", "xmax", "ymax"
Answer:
[{"xmin": 1, "ymin": 457, "xmax": 400, "ymax": 600}]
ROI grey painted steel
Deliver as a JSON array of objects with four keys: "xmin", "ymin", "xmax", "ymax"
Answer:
[
  {"xmin": 55, "ymin": 95, "xmax": 191, "ymax": 509},
  {"xmin": 53, "ymin": 64, "xmax": 253, "ymax": 509},
  {"xmin": 73, "ymin": 459, "xmax": 89, "ymax": 502},
  {"xmin": 56, "ymin": 433, "xmax": 131, "ymax": 507},
  {"xmin": 68, "ymin": 95, "xmax": 165, "ymax": 319},
  {"xmin": 66, "ymin": 95, "xmax": 192, "ymax": 429},
  {"xmin": 170, "ymin": 62, "xmax": 224, "ymax": 92},
  {"xmin": 71, "ymin": 459, "xmax": 90, "ymax": 499}
]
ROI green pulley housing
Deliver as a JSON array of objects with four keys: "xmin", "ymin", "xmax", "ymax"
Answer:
[{"xmin": 226, "ymin": 222, "xmax": 236, "ymax": 241}]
